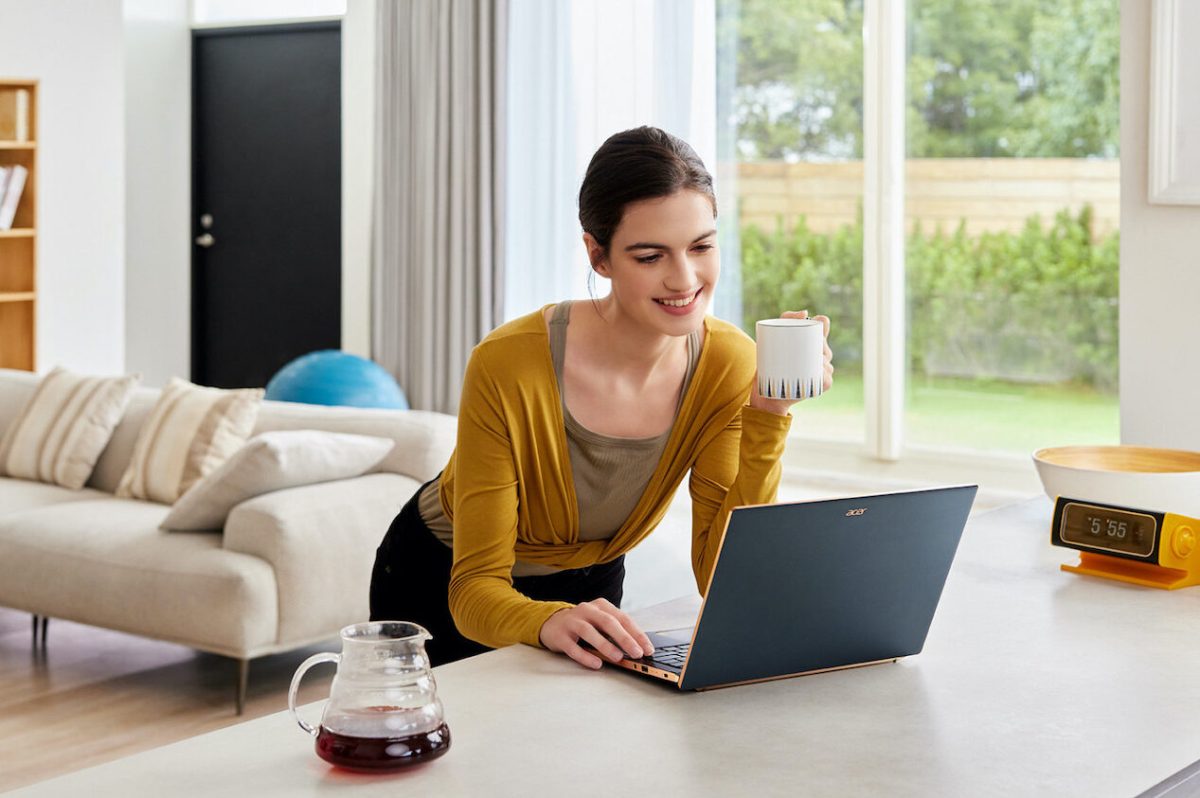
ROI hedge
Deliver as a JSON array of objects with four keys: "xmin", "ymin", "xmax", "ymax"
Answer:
[{"xmin": 739, "ymin": 206, "xmax": 1119, "ymax": 392}]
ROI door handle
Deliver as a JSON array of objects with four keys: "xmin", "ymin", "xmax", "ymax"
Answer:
[{"xmin": 195, "ymin": 233, "xmax": 215, "ymax": 248}]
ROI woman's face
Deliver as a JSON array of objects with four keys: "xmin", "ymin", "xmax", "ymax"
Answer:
[{"xmin": 588, "ymin": 189, "xmax": 719, "ymax": 337}]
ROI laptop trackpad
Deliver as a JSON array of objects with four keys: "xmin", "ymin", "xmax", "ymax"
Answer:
[{"xmin": 648, "ymin": 628, "xmax": 694, "ymax": 647}]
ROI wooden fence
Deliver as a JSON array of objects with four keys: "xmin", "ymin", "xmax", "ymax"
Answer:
[{"xmin": 736, "ymin": 159, "xmax": 1119, "ymax": 238}]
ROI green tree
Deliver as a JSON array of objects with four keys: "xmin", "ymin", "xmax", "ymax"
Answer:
[
  {"xmin": 731, "ymin": 0, "xmax": 864, "ymax": 160},
  {"xmin": 1013, "ymin": 0, "xmax": 1120, "ymax": 156},
  {"xmin": 906, "ymin": 0, "xmax": 1038, "ymax": 156},
  {"xmin": 723, "ymin": 0, "xmax": 1119, "ymax": 159}
]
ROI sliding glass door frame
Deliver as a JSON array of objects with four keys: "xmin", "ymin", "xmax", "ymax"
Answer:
[{"xmin": 862, "ymin": 0, "xmax": 907, "ymax": 462}]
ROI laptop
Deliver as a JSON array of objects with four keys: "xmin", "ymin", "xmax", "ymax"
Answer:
[{"xmin": 613, "ymin": 484, "xmax": 977, "ymax": 690}]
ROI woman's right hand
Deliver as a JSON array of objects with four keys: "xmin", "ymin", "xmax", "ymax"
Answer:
[{"xmin": 539, "ymin": 598, "xmax": 655, "ymax": 669}]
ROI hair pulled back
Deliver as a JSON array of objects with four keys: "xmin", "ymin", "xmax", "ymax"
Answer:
[{"xmin": 578, "ymin": 126, "xmax": 716, "ymax": 255}]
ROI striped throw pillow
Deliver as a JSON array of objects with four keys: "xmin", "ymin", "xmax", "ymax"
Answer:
[
  {"xmin": 115, "ymin": 378, "xmax": 264, "ymax": 504},
  {"xmin": 0, "ymin": 368, "xmax": 141, "ymax": 490}
]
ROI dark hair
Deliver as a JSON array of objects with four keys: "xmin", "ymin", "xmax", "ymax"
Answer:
[{"xmin": 578, "ymin": 126, "xmax": 717, "ymax": 256}]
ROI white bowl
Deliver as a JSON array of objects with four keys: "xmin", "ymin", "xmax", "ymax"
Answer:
[{"xmin": 1033, "ymin": 445, "xmax": 1200, "ymax": 518}]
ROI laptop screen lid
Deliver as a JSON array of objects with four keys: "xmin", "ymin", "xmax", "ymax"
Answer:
[{"xmin": 678, "ymin": 485, "xmax": 978, "ymax": 690}]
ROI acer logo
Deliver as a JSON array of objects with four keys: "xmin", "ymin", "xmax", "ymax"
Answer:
[{"xmin": 845, "ymin": 508, "xmax": 867, "ymax": 516}]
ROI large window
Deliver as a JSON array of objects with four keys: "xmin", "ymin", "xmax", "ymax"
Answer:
[
  {"xmin": 719, "ymin": 0, "xmax": 1119, "ymax": 460},
  {"xmin": 904, "ymin": 0, "xmax": 1119, "ymax": 454}
]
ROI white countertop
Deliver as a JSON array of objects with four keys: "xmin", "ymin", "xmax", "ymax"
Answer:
[{"xmin": 14, "ymin": 498, "xmax": 1200, "ymax": 797}]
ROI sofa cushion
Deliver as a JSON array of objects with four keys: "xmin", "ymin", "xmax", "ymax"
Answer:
[
  {"xmin": 0, "ymin": 368, "xmax": 140, "ymax": 489},
  {"xmin": 0, "ymin": 498, "xmax": 278, "ymax": 657},
  {"xmin": 223, "ymin": 472, "xmax": 418, "ymax": 645},
  {"xmin": 116, "ymin": 378, "xmax": 265, "ymax": 504},
  {"xmin": 0, "ymin": 368, "xmax": 39, "ymax": 434},
  {"xmin": 252, "ymin": 401, "xmax": 457, "ymax": 482},
  {"xmin": 0, "ymin": 476, "xmax": 108, "ymax": 517},
  {"xmin": 87, "ymin": 388, "xmax": 158, "ymax": 494},
  {"xmin": 82, "ymin": 389, "xmax": 457, "ymax": 493},
  {"xmin": 161, "ymin": 430, "xmax": 395, "ymax": 531}
]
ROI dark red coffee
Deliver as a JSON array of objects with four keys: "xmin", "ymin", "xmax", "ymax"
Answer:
[{"xmin": 315, "ymin": 723, "xmax": 451, "ymax": 771}]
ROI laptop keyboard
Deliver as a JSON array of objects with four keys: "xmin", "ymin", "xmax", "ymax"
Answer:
[{"xmin": 648, "ymin": 643, "xmax": 690, "ymax": 668}]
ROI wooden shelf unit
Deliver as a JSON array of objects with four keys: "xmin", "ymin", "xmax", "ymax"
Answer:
[{"xmin": 0, "ymin": 78, "xmax": 37, "ymax": 371}]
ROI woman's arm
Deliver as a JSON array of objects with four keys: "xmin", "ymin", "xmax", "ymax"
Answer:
[
  {"xmin": 689, "ymin": 311, "xmax": 833, "ymax": 592},
  {"xmin": 688, "ymin": 404, "xmax": 792, "ymax": 594},
  {"xmin": 446, "ymin": 349, "xmax": 574, "ymax": 649}
]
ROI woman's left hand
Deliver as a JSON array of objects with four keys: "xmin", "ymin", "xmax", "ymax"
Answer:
[{"xmin": 749, "ymin": 310, "xmax": 834, "ymax": 416}]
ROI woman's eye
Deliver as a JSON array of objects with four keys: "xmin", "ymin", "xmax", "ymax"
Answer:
[{"xmin": 634, "ymin": 244, "xmax": 712, "ymax": 264}]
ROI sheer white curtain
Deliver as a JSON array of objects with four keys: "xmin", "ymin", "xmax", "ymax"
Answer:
[
  {"xmin": 372, "ymin": 0, "xmax": 507, "ymax": 414},
  {"xmin": 503, "ymin": 0, "xmax": 721, "ymax": 322}
]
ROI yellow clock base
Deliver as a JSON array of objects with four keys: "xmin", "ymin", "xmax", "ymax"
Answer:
[{"xmin": 1061, "ymin": 552, "xmax": 1199, "ymax": 590}]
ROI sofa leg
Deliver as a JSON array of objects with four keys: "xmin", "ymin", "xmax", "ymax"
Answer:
[
  {"xmin": 235, "ymin": 658, "xmax": 249, "ymax": 715},
  {"xmin": 31, "ymin": 615, "xmax": 47, "ymax": 649}
]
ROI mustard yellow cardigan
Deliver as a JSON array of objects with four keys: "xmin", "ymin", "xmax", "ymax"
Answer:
[{"xmin": 435, "ymin": 306, "xmax": 792, "ymax": 649}]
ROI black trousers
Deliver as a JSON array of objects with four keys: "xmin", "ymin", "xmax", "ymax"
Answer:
[{"xmin": 369, "ymin": 476, "xmax": 626, "ymax": 667}]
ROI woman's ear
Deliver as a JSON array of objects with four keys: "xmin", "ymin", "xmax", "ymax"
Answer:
[{"xmin": 582, "ymin": 232, "xmax": 610, "ymax": 278}]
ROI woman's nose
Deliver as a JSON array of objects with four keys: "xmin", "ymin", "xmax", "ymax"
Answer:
[{"xmin": 664, "ymin": 252, "xmax": 698, "ymax": 291}]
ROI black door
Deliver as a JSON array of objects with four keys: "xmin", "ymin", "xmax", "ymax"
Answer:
[{"xmin": 192, "ymin": 22, "xmax": 341, "ymax": 389}]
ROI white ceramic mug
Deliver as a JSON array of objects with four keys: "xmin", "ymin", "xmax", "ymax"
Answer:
[{"xmin": 755, "ymin": 318, "xmax": 825, "ymax": 401}]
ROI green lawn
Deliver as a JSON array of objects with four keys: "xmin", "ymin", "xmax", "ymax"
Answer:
[{"xmin": 789, "ymin": 372, "xmax": 1119, "ymax": 453}]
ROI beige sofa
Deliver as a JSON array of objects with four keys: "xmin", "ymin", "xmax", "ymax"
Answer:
[{"xmin": 0, "ymin": 369, "xmax": 457, "ymax": 712}]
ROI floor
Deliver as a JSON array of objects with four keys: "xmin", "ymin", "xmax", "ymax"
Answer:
[
  {"xmin": 0, "ymin": 474, "xmax": 1035, "ymax": 793},
  {"xmin": 0, "ymin": 610, "xmax": 336, "ymax": 793}
]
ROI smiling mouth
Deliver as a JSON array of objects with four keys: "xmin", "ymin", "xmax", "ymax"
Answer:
[{"xmin": 654, "ymin": 288, "xmax": 702, "ymax": 308}]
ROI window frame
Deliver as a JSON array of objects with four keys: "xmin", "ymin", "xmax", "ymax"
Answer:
[{"xmin": 862, "ymin": 0, "xmax": 906, "ymax": 462}]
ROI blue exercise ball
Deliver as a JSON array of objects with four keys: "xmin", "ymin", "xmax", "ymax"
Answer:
[{"xmin": 266, "ymin": 350, "xmax": 409, "ymax": 410}]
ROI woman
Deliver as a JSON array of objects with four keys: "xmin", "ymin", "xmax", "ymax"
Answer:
[{"xmin": 370, "ymin": 126, "xmax": 834, "ymax": 669}]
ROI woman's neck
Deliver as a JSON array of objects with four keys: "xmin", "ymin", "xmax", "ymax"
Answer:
[{"xmin": 573, "ymin": 296, "xmax": 689, "ymax": 384}]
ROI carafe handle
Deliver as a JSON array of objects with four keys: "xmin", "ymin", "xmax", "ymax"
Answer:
[{"xmin": 288, "ymin": 652, "xmax": 340, "ymax": 737}]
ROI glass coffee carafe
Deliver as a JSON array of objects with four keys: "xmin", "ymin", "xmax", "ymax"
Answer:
[{"xmin": 289, "ymin": 621, "xmax": 451, "ymax": 771}]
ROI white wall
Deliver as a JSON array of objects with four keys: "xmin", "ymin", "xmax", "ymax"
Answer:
[
  {"xmin": 193, "ymin": 0, "xmax": 346, "ymax": 25},
  {"xmin": 0, "ymin": 0, "xmax": 126, "ymax": 374},
  {"xmin": 123, "ymin": 0, "xmax": 191, "ymax": 387},
  {"xmin": 342, "ymin": 0, "xmax": 374, "ymax": 357},
  {"xmin": 1119, "ymin": 0, "xmax": 1200, "ymax": 449}
]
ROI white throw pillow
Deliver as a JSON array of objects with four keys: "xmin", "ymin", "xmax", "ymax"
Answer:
[
  {"xmin": 116, "ymin": 378, "xmax": 264, "ymax": 504},
  {"xmin": 161, "ymin": 430, "xmax": 395, "ymax": 531},
  {"xmin": 0, "ymin": 367, "xmax": 141, "ymax": 489}
]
